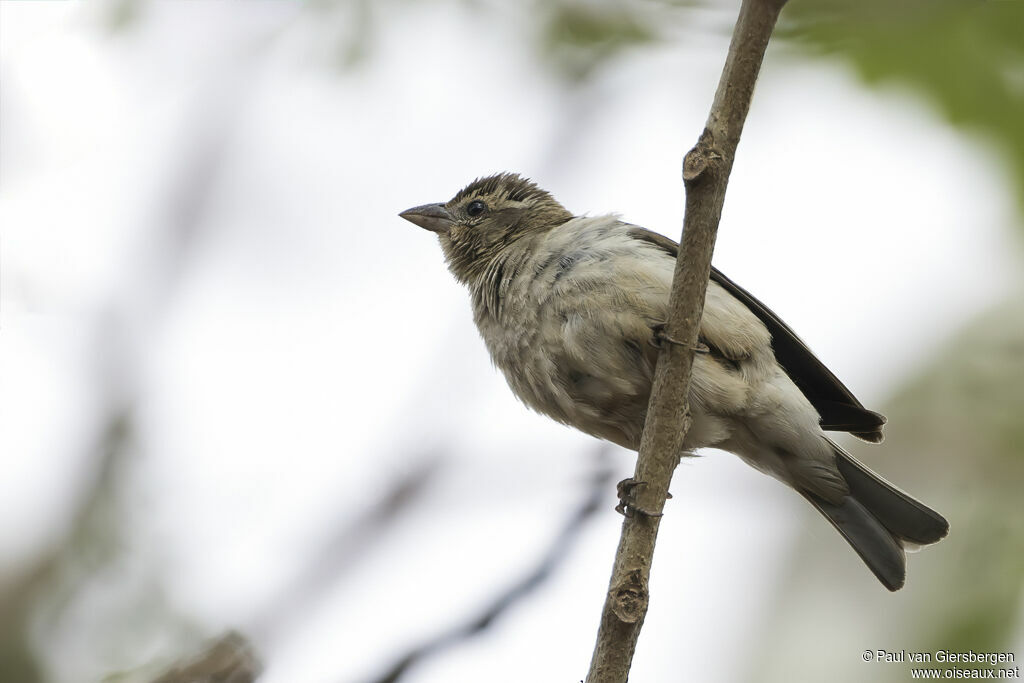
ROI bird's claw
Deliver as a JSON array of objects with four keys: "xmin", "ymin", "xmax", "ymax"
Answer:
[
  {"xmin": 615, "ymin": 478, "xmax": 664, "ymax": 518},
  {"xmin": 648, "ymin": 323, "xmax": 709, "ymax": 354}
]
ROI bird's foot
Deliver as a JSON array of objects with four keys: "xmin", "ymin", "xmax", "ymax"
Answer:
[
  {"xmin": 615, "ymin": 478, "xmax": 668, "ymax": 518},
  {"xmin": 648, "ymin": 323, "xmax": 709, "ymax": 354}
]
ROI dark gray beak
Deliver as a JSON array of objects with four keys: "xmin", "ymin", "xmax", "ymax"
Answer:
[{"xmin": 399, "ymin": 203, "xmax": 454, "ymax": 234}]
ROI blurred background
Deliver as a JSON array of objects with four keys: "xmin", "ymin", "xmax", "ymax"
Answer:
[{"xmin": 2, "ymin": 0, "xmax": 1022, "ymax": 681}]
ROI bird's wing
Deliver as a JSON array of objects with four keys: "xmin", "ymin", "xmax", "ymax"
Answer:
[{"xmin": 624, "ymin": 225, "xmax": 886, "ymax": 442}]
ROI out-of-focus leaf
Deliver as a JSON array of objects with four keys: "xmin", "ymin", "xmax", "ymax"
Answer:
[
  {"xmin": 538, "ymin": 2, "xmax": 658, "ymax": 82},
  {"xmin": 104, "ymin": 0, "xmax": 143, "ymax": 32},
  {"xmin": 884, "ymin": 295, "xmax": 1024, "ymax": 660},
  {"xmin": 782, "ymin": 0, "xmax": 1024, "ymax": 215},
  {"xmin": 751, "ymin": 295, "xmax": 1024, "ymax": 683}
]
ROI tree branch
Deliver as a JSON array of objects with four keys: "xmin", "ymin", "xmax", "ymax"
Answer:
[
  {"xmin": 369, "ymin": 448, "xmax": 615, "ymax": 683},
  {"xmin": 584, "ymin": 1, "xmax": 788, "ymax": 680}
]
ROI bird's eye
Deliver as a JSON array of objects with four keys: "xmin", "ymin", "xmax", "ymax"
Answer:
[{"xmin": 466, "ymin": 200, "xmax": 487, "ymax": 217}]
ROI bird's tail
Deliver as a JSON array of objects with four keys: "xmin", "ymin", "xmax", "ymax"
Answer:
[{"xmin": 802, "ymin": 440, "xmax": 949, "ymax": 591}]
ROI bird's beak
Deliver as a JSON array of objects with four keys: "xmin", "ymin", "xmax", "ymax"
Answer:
[{"xmin": 399, "ymin": 203, "xmax": 454, "ymax": 234}]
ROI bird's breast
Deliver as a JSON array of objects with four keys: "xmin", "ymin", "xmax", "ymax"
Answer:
[{"xmin": 471, "ymin": 262, "xmax": 659, "ymax": 450}]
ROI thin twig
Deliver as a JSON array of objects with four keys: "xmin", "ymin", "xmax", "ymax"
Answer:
[
  {"xmin": 251, "ymin": 456, "xmax": 443, "ymax": 645},
  {"xmin": 367, "ymin": 448, "xmax": 615, "ymax": 683},
  {"xmin": 584, "ymin": 1, "xmax": 788, "ymax": 681}
]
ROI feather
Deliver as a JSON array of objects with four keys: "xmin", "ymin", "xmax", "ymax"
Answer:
[{"xmin": 624, "ymin": 225, "xmax": 886, "ymax": 442}]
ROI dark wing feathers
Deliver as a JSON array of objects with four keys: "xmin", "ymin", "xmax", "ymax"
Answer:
[
  {"xmin": 708, "ymin": 267, "xmax": 886, "ymax": 441},
  {"xmin": 625, "ymin": 225, "xmax": 886, "ymax": 442},
  {"xmin": 626, "ymin": 225, "xmax": 681, "ymax": 258}
]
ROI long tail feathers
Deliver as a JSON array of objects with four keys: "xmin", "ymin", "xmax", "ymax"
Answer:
[{"xmin": 803, "ymin": 440, "xmax": 949, "ymax": 591}]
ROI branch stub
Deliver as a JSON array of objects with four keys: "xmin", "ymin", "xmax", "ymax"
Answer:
[{"xmin": 610, "ymin": 569, "xmax": 648, "ymax": 624}]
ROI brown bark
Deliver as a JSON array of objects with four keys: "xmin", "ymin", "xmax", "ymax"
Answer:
[{"xmin": 584, "ymin": 1, "xmax": 789, "ymax": 680}]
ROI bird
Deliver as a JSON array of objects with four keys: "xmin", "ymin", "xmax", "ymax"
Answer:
[{"xmin": 399, "ymin": 172, "xmax": 948, "ymax": 590}]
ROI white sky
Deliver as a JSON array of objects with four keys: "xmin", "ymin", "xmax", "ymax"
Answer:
[{"xmin": 1, "ymin": 2, "xmax": 1020, "ymax": 682}]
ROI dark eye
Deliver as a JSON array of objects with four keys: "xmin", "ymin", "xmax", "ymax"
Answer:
[{"xmin": 466, "ymin": 200, "xmax": 487, "ymax": 217}]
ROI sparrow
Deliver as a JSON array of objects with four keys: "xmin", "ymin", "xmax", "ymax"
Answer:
[{"xmin": 400, "ymin": 172, "xmax": 948, "ymax": 590}]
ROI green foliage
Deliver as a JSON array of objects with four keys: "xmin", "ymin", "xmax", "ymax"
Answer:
[
  {"xmin": 104, "ymin": 0, "xmax": 142, "ymax": 32},
  {"xmin": 538, "ymin": 3, "xmax": 658, "ymax": 82},
  {"xmin": 885, "ymin": 297, "xmax": 1024, "ymax": 659},
  {"xmin": 782, "ymin": 0, "xmax": 1024, "ymax": 214},
  {"xmin": 94, "ymin": 0, "xmax": 1024, "ymax": 217},
  {"xmin": 751, "ymin": 296, "xmax": 1024, "ymax": 683}
]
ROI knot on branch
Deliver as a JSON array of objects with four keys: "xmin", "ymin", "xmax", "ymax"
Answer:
[
  {"xmin": 610, "ymin": 569, "xmax": 649, "ymax": 624},
  {"xmin": 682, "ymin": 130, "xmax": 722, "ymax": 185}
]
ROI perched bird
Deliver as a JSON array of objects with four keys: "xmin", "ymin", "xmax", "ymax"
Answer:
[{"xmin": 400, "ymin": 172, "xmax": 948, "ymax": 590}]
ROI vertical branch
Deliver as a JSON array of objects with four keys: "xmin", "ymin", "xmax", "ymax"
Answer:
[{"xmin": 584, "ymin": 0, "xmax": 788, "ymax": 681}]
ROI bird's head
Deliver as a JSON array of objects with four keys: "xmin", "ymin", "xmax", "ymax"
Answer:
[{"xmin": 400, "ymin": 172, "xmax": 573, "ymax": 282}]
